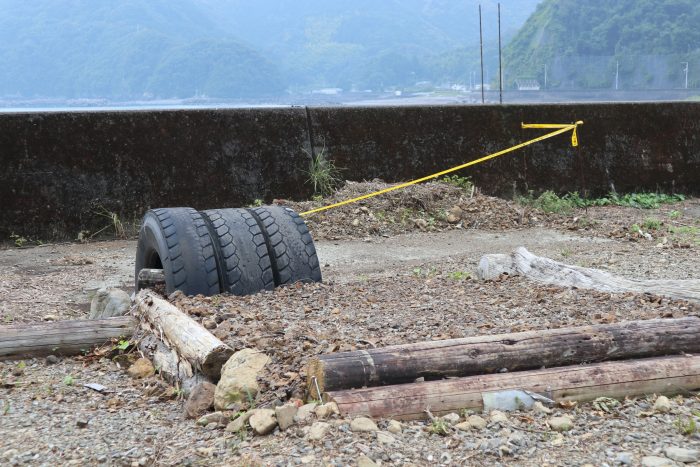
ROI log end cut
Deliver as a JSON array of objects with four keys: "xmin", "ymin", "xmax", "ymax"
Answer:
[{"xmin": 201, "ymin": 345, "xmax": 235, "ymax": 380}]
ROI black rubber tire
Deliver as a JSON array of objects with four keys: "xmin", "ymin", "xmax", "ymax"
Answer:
[
  {"xmin": 135, "ymin": 207, "xmax": 220, "ymax": 296},
  {"xmin": 201, "ymin": 208, "xmax": 275, "ymax": 296},
  {"xmin": 247, "ymin": 206, "xmax": 322, "ymax": 286}
]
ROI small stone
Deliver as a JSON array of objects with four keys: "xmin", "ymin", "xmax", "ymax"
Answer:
[
  {"xmin": 454, "ymin": 421, "xmax": 471, "ymax": 432},
  {"xmin": 446, "ymin": 213, "xmax": 460, "ymax": 224},
  {"xmin": 664, "ymin": 446, "xmax": 699, "ymax": 463},
  {"xmin": 196, "ymin": 411, "xmax": 229, "ymax": 427},
  {"xmin": 351, "ymin": 417, "xmax": 379, "ymax": 432},
  {"xmin": 641, "ymin": 456, "xmax": 676, "ymax": 467},
  {"xmin": 532, "ymin": 401, "xmax": 552, "ymax": 414},
  {"xmin": 300, "ymin": 455, "xmax": 316, "ymax": 464},
  {"xmin": 214, "ymin": 348, "xmax": 270, "ymax": 410},
  {"xmin": 225, "ymin": 411, "xmax": 254, "ymax": 433},
  {"xmin": 184, "ymin": 382, "xmax": 216, "ymax": 419},
  {"xmin": 616, "ymin": 452, "xmax": 633, "ymax": 465},
  {"xmin": 308, "ymin": 421, "xmax": 331, "ymax": 441},
  {"xmin": 249, "ymin": 408, "xmax": 277, "ymax": 435},
  {"xmin": 202, "ymin": 318, "xmax": 217, "ymax": 330},
  {"xmin": 351, "ymin": 219, "xmax": 360, "ymax": 227},
  {"xmin": 295, "ymin": 403, "xmax": 318, "ymax": 424},
  {"xmin": 275, "ymin": 403, "xmax": 298, "ymax": 431},
  {"xmin": 127, "ymin": 358, "xmax": 154, "ymax": 379},
  {"xmin": 45, "ymin": 355, "xmax": 59, "ymax": 365},
  {"xmin": 387, "ymin": 420, "xmax": 402, "ymax": 434},
  {"xmin": 490, "ymin": 410, "xmax": 508, "ymax": 425},
  {"xmin": 89, "ymin": 288, "xmax": 131, "ymax": 319},
  {"xmin": 414, "ymin": 219, "xmax": 428, "ymax": 230},
  {"xmin": 76, "ymin": 419, "xmax": 89, "ymax": 428},
  {"xmin": 315, "ymin": 402, "xmax": 339, "ymax": 419},
  {"xmin": 441, "ymin": 412, "xmax": 461, "ymax": 424},
  {"xmin": 2, "ymin": 449, "xmax": 18, "ymax": 460},
  {"xmin": 467, "ymin": 415, "xmax": 487, "ymax": 430},
  {"xmin": 11, "ymin": 366, "xmax": 23, "ymax": 377},
  {"xmin": 549, "ymin": 415, "xmax": 573, "ymax": 432},
  {"xmin": 653, "ymin": 396, "xmax": 672, "ymax": 413},
  {"xmin": 357, "ymin": 455, "xmax": 378, "ymax": 467},
  {"xmin": 376, "ymin": 431, "xmax": 395, "ymax": 445}
]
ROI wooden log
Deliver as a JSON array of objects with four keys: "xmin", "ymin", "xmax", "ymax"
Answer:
[
  {"xmin": 135, "ymin": 290, "xmax": 233, "ymax": 379},
  {"xmin": 0, "ymin": 317, "xmax": 137, "ymax": 361},
  {"xmin": 308, "ymin": 317, "xmax": 700, "ymax": 393},
  {"xmin": 477, "ymin": 247, "xmax": 700, "ymax": 302},
  {"xmin": 138, "ymin": 334, "xmax": 210, "ymax": 395},
  {"xmin": 327, "ymin": 355, "xmax": 700, "ymax": 420},
  {"xmin": 137, "ymin": 268, "xmax": 166, "ymax": 291}
]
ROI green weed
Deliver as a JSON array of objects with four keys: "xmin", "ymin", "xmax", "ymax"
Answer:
[
  {"xmin": 675, "ymin": 416, "xmax": 698, "ymax": 436},
  {"xmin": 517, "ymin": 190, "xmax": 576, "ymax": 214},
  {"xmin": 428, "ymin": 418, "xmax": 450, "ymax": 436},
  {"xmin": 303, "ymin": 147, "xmax": 342, "ymax": 197},
  {"xmin": 440, "ymin": 175, "xmax": 473, "ymax": 192},
  {"xmin": 669, "ymin": 210, "xmax": 681, "ymax": 219},
  {"xmin": 63, "ymin": 375, "xmax": 75, "ymax": 386},
  {"xmin": 642, "ymin": 218, "xmax": 662, "ymax": 230},
  {"xmin": 448, "ymin": 271, "xmax": 471, "ymax": 280},
  {"xmin": 413, "ymin": 266, "xmax": 438, "ymax": 278},
  {"xmin": 9, "ymin": 233, "xmax": 28, "ymax": 247}
]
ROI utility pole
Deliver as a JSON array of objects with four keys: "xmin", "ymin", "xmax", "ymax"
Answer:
[
  {"xmin": 682, "ymin": 62, "xmax": 689, "ymax": 89},
  {"xmin": 498, "ymin": 3, "xmax": 503, "ymax": 104},
  {"xmin": 479, "ymin": 4, "xmax": 485, "ymax": 103},
  {"xmin": 615, "ymin": 61, "xmax": 619, "ymax": 90}
]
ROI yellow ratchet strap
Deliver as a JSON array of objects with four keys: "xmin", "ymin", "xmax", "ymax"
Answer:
[{"xmin": 300, "ymin": 121, "xmax": 583, "ymax": 217}]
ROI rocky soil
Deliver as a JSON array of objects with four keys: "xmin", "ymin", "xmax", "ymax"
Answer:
[{"xmin": 1, "ymin": 182, "xmax": 700, "ymax": 466}]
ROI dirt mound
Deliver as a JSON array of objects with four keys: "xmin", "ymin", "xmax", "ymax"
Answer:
[{"xmin": 284, "ymin": 180, "xmax": 536, "ymax": 240}]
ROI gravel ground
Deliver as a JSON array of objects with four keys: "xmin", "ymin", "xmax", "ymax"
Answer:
[{"xmin": 1, "ymin": 183, "xmax": 700, "ymax": 466}]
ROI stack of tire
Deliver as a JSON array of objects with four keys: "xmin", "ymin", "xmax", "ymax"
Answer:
[{"xmin": 134, "ymin": 206, "xmax": 322, "ymax": 296}]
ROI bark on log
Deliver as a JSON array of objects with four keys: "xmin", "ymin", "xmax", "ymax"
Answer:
[
  {"xmin": 327, "ymin": 355, "xmax": 700, "ymax": 420},
  {"xmin": 137, "ymin": 268, "xmax": 166, "ymax": 291},
  {"xmin": 0, "ymin": 317, "xmax": 136, "ymax": 361},
  {"xmin": 308, "ymin": 317, "xmax": 700, "ymax": 393},
  {"xmin": 477, "ymin": 247, "xmax": 700, "ymax": 303},
  {"xmin": 135, "ymin": 290, "xmax": 233, "ymax": 379}
]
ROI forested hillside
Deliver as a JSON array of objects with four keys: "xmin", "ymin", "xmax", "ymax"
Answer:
[
  {"xmin": 0, "ymin": 0, "xmax": 539, "ymax": 100},
  {"xmin": 504, "ymin": 0, "xmax": 700, "ymax": 89}
]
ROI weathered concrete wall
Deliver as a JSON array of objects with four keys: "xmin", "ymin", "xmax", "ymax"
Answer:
[
  {"xmin": 308, "ymin": 103, "xmax": 700, "ymax": 199},
  {"xmin": 0, "ymin": 108, "xmax": 311, "ymax": 240},
  {"xmin": 1, "ymin": 103, "xmax": 699, "ymax": 240}
]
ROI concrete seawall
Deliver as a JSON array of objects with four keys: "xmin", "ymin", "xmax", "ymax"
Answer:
[{"xmin": 2, "ymin": 102, "xmax": 699, "ymax": 240}]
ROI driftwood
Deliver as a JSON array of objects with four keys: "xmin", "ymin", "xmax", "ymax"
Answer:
[
  {"xmin": 327, "ymin": 355, "xmax": 700, "ymax": 420},
  {"xmin": 477, "ymin": 247, "xmax": 700, "ymax": 302},
  {"xmin": 135, "ymin": 290, "xmax": 233, "ymax": 380},
  {"xmin": 137, "ymin": 268, "xmax": 166, "ymax": 291},
  {"xmin": 307, "ymin": 317, "xmax": 700, "ymax": 393},
  {"xmin": 0, "ymin": 317, "xmax": 136, "ymax": 361}
]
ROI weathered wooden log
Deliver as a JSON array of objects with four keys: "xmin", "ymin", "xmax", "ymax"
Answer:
[
  {"xmin": 138, "ymin": 334, "xmax": 210, "ymax": 395},
  {"xmin": 308, "ymin": 317, "xmax": 700, "ymax": 393},
  {"xmin": 327, "ymin": 355, "xmax": 700, "ymax": 420},
  {"xmin": 135, "ymin": 290, "xmax": 233, "ymax": 379},
  {"xmin": 137, "ymin": 268, "xmax": 166, "ymax": 291},
  {"xmin": 477, "ymin": 247, "xmax": 700, "ymax": 302},
  {"xmin": 0, "ymin": 317, "xmax": 137, "ymax": 361}
]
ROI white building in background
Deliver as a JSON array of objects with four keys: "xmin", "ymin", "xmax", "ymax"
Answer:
[{"xmin": 515, "ymin": 79, "xmax": 541, "ymax": 91}]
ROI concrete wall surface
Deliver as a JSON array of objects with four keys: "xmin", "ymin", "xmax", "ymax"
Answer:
[{"xmin": 1, "ymin": 102, "xmax": 698, "ymax": 240}]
